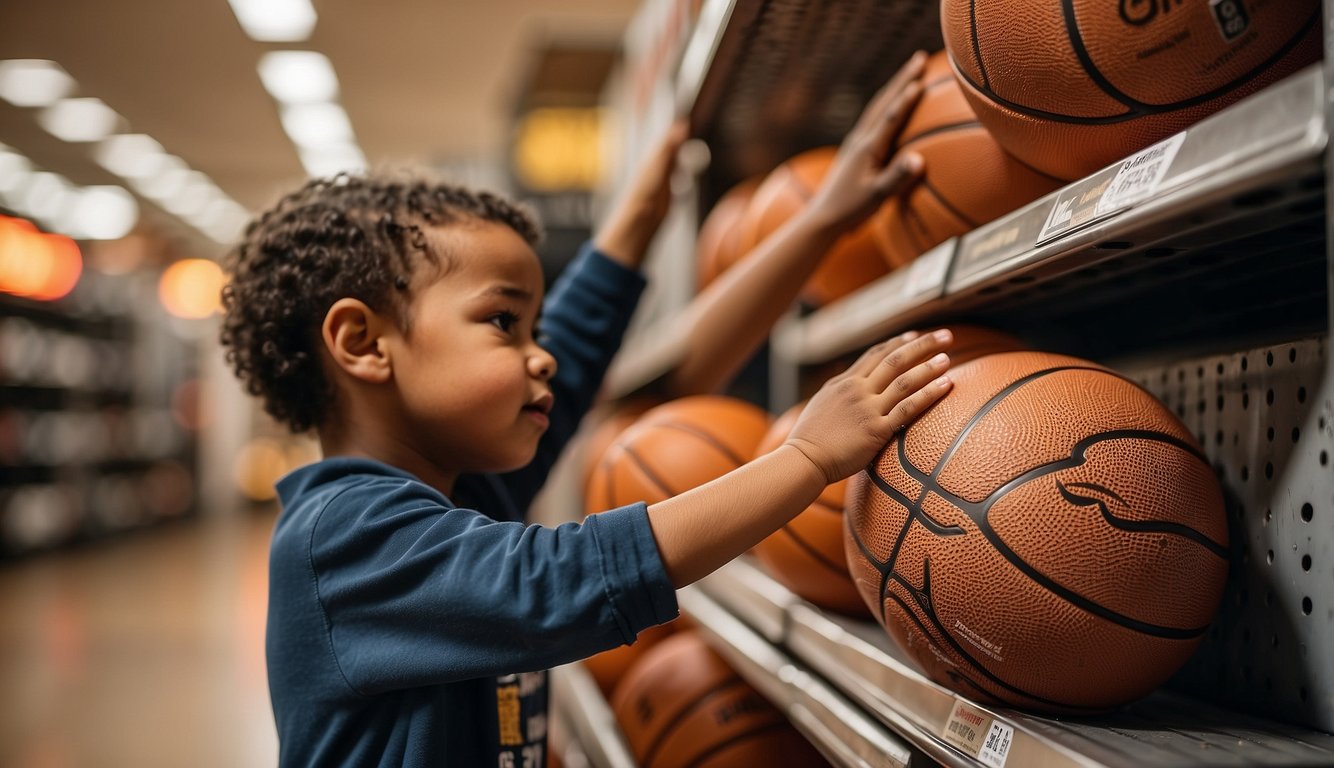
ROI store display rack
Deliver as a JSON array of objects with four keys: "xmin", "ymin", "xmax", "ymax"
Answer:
[{"xmin": 572, "ymin": 0, "xmax": 1334, "ymax": 765}]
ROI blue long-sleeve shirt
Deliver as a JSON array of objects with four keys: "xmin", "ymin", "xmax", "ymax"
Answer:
[{"xmin": 267, "ymin": 246, "xmax": 679, "ymax": 767}]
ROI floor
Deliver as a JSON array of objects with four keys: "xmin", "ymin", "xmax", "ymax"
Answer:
[{"xmin": 0, "ymin": 507, "xmax": 280, "ymax": 768}]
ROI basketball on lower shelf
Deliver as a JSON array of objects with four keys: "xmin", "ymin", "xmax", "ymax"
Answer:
[
  {"xmin": 609, "ymin": 630, "xmax": 829, "ymax": 768},
  {"xmin": 844, "ymin": 350, "xmax": 1229, "ymax": 714}
]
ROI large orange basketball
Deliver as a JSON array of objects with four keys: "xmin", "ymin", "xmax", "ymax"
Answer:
[
  {"xmin": 610, "ymin": 631, "xmax": 828, "ymax": 768},
  {"xmin": 585, "ymin": 396, "xmax": 772, "ymax": 513},
  {"xmin": 868, "ymin": 51, "xmax": 1063, "ymax": 267},
  {"xmin": 581, "ymin": 621, "xmax": 677, "ymax": 697},
  {"xmin": 580, "ymin": 396, "xmax": 663, "ymax": 494},
  {"xmin": 739, "ymin": 147, "xmax": 889, "ymax": 307},
  {"xmin": 751, "ymin": 325, "xmax": 1025, "ymax": 615},
  {"xmin": 696, "ymin": 177, "xmax": 761, "ymax": 291},
  {"xmin": 844, "ymin": 350, "xmax": 1228, "ymax": 713},
  {"xmin": 942, "ymin": 0, "xmax": 1321, "ymax": 180}
]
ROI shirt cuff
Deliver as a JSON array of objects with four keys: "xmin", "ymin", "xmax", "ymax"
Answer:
[{"xmin": 586, "ymin": 502, "xmax": 679, "ymax": 641}]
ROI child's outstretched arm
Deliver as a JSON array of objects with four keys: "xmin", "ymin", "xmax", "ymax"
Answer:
[
  {"xmin": 595, "ymin": 120, "xmax": 690, "ymax": 270},
  {"xmin": 648, "ymin": 328, "xmax": 953, "ymax": 587},
  {"xmin": 667, "ymin": 52, "xmax": 929, "ymax": 396}
]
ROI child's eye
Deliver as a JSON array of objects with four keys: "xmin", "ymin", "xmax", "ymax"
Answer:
[{"xmin": 489, "ymin": 311, "xmax": 520, "ymax": 333}]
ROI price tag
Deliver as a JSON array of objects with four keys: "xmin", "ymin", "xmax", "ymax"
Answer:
[
  {"xmin": 1095, "ymin": 132, "xmax": 1187, "ymax": 216},
  {"xmin": 941, "ymin": 701, "xmax": 1012, "ymax": 767},
  {"xmin": 902, "ymin": 243, "xmax": 951, "ymax": 299}
]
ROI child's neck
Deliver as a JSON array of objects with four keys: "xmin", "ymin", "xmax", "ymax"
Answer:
[{"xmin": 318, "ymin": 419, "xmax": 459, "ymax": 497}]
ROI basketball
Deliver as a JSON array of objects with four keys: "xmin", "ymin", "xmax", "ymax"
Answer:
[
  {"xmin": 697, "ymin": 177, "xmax": 761, "ymax": 291},
  {"xmin": 844, "ymin": 350, "xmax": 1229, "ymax": 713},
  {"xmin": 580, "ymin": 396, "xmax": 663, "ymax": 495},
  {"xmin": 942, "ymin": 0, "xmax": 1321, "ymax": 180},
  {"xmin": 738, "ymin": 147, "xmax": 889, "ymax": 307},
  {"xmin": 582, "ymin": 621, "xmax": 677, "ymax": 697},
  {"xmin": 750, "ymin": 402, "xmax": 866, "ymax": 616},
  {"xmin": 609, "ymin": 631, "xmax": 828, "ymax": 768},
  {"xmin": 585, "ymin": 396, "xmax": 772, "ymax": 513},
  {"xmin": 751, "ymin": 325, "xmax": 1024, "ymax": 615},
  {"xmin": 867, "ymin": 51, "xmax": 1063, "ymax": 268}
]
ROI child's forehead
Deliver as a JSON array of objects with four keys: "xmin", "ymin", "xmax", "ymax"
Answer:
[{"xmin": 421, "ymin": 219, "xmax": 542, "ymax": 284}]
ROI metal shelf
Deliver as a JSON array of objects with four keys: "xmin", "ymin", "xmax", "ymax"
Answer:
[
  {"xmin": 772, "ymin": 63, "xmax": 1327, "ymax": 367},
  {"xmin": 550, "ymin": 663, "xmax": 637, "ymax": 768},
  {"xmin": 691, "ymin": 558, "xmax": 1334, "ymax": 768}
]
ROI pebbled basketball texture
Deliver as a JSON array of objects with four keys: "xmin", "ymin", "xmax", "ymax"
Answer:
[
  {"xmin": 941, "ymin": 0, "xmax": 1321, "ymax": 180},
  {"xmin": 844, "ymin": 350, "xmax": 1229, "ymax": 713},
  {"xmin": 697, "ymin": 177, "xmax": 761, "ymax": 292}
]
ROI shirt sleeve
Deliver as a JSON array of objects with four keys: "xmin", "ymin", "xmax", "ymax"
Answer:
[
  {"xmin": 309, "ymin": 477, "xmax": 678, "ymax": 694},
  {"xmin": 500, "ymin": 244, "xmax": 646, "ymax": 512}
]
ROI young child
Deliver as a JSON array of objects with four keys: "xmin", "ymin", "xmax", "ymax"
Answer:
[{"xmin": 221, "ymin": 55, "xmax": 948, "ymax": 768}]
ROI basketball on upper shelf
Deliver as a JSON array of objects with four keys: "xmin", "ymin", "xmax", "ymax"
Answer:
[
  {"xmin": 941, "ymin": 0, "xmax": 1321, "ymax": 180},
  {"xmin": 610, "ymin": 631, "xmax": 830, "ymax": 768},
  {"xmin": 585, "ymin": 395, "xmax": 772, "ymax": 513},
  {"xmin": 738, "ymin": 147, "xmax": 890, "ymax": 307},
  {"xmin": 581, "ymin": 621, "xmax": 677, "ymax": 698},
  {"xmin": 867, "ymin": 50, "xmax": 1063, "ymax": 269},
  {"xmin": 579, "ymin": 395, "xmax": 663, "ymax": 494},
  {"xmin": 844, "ymin": 350, "xmax": 1229, "ymax": 713},
  {"xmin": 696, "ymin": 177, "xmax": 761, "ymax": 291},
  {"xmin": 750, "ymin": 324, "xmax": 1026, "ymax": 616}
]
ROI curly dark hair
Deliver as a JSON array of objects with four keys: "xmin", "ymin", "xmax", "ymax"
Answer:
[{"xmin": 219, "ymin": 172, "xmax": 542, "ymax": 435}]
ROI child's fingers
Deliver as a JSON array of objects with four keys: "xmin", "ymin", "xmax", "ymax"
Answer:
[
  {"xmin": 846, "ymin": 330, "xmax": 922, "ymax": 377},
  {"xmin": 881, "ymin": 370, "xmax": 953, "ymax": 434},
  {"xmin": 865, "ymin": 328, "xmax": 953, "ymax": 390},
  {"xmin": 873, "ymin": 151, "xmax": 924, "ymax": 197},
  {"xmin": 866, "ymin": 82, "xmax": 924, "ymax": 161},
  {"xmin": 852, "ymin": 50, "xmax": 928, "ymax": 137}
]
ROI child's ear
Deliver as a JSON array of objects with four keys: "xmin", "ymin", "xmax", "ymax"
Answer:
[{"xmin": 322, "ymin": 298, "xmax": 393, "ymax": 383}]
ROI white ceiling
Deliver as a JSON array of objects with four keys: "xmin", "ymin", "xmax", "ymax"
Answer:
[{"xmin": 0, "ymin": 0, "xmax": 640, "ymax": 252}]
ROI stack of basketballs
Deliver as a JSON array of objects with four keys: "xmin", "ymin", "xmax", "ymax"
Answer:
[{"xmin": 576, "ymin": 0, "xmax": 1318, "ymax": 742}]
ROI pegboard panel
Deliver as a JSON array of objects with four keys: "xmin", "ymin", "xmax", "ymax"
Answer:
[{"xmin": 1125, "ymin": 336, "xmax": 1333, "ymax": 732}]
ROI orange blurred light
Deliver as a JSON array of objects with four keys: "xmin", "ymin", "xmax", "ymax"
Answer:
[
  {"xmin": 232, "ymin": 438, "xmax": 289, "ymax": 501},
  {"xmin": 0, "ymin": 216, "xmax": 82, "ymax": 301},
  {"xmin": 28, "ymin": 233, "xmax": 82, "ymax": 301},
  {"xmin": 158, "ymin": 258, "xmax": 224, "ymax": 319}
]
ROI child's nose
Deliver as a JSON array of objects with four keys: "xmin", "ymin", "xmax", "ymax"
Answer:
[{"xmin": 528, "ymin": 347, "xmax": 557, "ymax": 381}]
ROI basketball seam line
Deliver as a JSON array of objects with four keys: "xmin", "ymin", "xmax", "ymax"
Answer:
[
  {"xmin": 777, "ymin": 523, "xmax": 852, "ymax": 578},
  {"xmin": 621, "ymin": 444, "xmax": 680, "ymax": 500},
  {"xmin": 678, "ymin": 719, "xmax": 796, "ymax": 768},
  {"xmin": 654, "ymin": 420, "xmax": 752, "ymax": 467},
  {"xmin": 638, "ymin": 678, "xmax": 755, "ymax": 768}
]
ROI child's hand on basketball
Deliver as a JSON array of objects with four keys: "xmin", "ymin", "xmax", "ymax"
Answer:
[
  {"xmin": 595, "ymin": 119, "xmax": 690, "ymax": 269},
  {"xmin": 784, "ymin": 329, "xmax": 953, "ymax": 484},
  {"xmin": 805, "ymin": 51, "xmax": 928, "ymax": 233}
]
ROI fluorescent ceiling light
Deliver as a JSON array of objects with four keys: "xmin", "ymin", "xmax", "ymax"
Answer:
[
  {"xmin": 0, "ymin": 149, "xmax": 33, "ymax": 194},
  {"xmin": 129, "ymin": 155, "xmax": 188, "ymax": 200},
  {"xmin": 96, "ymin": 134, "xmax": 167, "ymax": 179},
  {"xmin": 21, "ymin": 172, "xmax": 73, "ymax": 221},
  {"xmin": 0, "ymin": 60, "xmax": 75, "ymax": 107},
  {"xmin": 226, "ymin": 0, "xmax": 317, "ymax": 42},
  {"xmin": 258, "ymin": 51, "xmax": 338, "ymax": 104},
  {"xmin": 280, "ymin": 102, "xmax": 354, "ymax": 147},
  {"xmin": 161, "ymin": 172, "xmax": 216, "ymax": 218},
  {"xmin": 198, "ymin": 199, "xmax": 250, "ymax": 244},
  {"xmin": 298, "ymin": 142, "xmax": 366, "ymax": 178},
  {"xmin": 63, "ymin": 185, "xmax": 139, "ymax": 240},
  {"xmin": 38, "ymin": 97, "xmax": 121, "ymax": 142}
]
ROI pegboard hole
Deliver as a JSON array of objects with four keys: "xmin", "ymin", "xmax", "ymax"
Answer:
[
  {"xmin": 1264, "ymin": 462, "xmax": 1274, "ymax": 480},
  {"xmin": 1266, "ymin": 388, "xmax": 1275, "ymax": 405},
  {"xmin": 1216, "ymin": 362, "xmax": 1225, "ymax": 375},
  {"xmin": 1297, "ymin": 386, "xmax": 1307, "ymax": 403},
  {"xmin": 1292, "ymin": 427, "xmax": 1301, "ymax": 443},
  {"xmin": 1289, "ymin": 348, "xmax": 1297, "ymax": 363},
  {"xmin": 1216, "ymin": 395, "xmax": 1225, "ymax": 412},
  {"xmin": 1302, "ymin": 597, "xmax": 1313, "ymax": 615},
  {"xmin": 1241, "ymin": 465, "xmax": 1250, "ymax": 482},
  {"xmin": 1301, "ymin": 503, "xmax": 1314, "ymax": 522},
  {"xmin": 1215, "ymin": 430, "xmax": 1224, "ymax": 446},
  {"xmin": 1267, "ymin": 549, "xmax": 1275, "ymax": 564},
  {"xmin": 1302, "ymin": 554, "xmax": 1312, "ymax": 571},
  {"xmin": 1267, "ymin": 351, "xmax": 1275, "ymax": 367},
  {"xmin": 1320, "ymin": 450, "xmax": 1328, "ymax": 467},
  {"xmin": 1197, "ymin": 365, "xmax": 1205, "ymax": 379},
  {"xmin": 1266, "ymin": 426, "xmax": 1274, "ymax": 441},
  {"xmin": 1243, "ymin": 392, "xmax": 1250, "ymax": 410},
  {"xmin": 1241, "ymin": 356, "xmax": 1249, "ymax": 371}
]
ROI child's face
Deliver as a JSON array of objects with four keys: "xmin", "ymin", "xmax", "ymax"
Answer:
[{"xmin": 387, "ymin": 220, "xmax": 556, "ymax": 476}]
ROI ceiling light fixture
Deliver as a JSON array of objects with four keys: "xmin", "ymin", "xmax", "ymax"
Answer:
[
  {"xmin": 258, "ymin": 51, "xmax": 338, "ymax": 104},
  {"xmin": 280, "ymin": 102, "xmax": 355, "ymax": 147},
  {"xmin": 0, "ymin": 60, "xmax": 75, "ymax": 108},
  {"xmin": 226, "ymin": 0, "xmax": 317, "ymax": 42},
  {"xmin": 95, "ymin": 134, "xmax": 168, "ymax": 179},
  {"xmin": 38, "ymin": 97, "xmax": 121, "ymax": 143}
]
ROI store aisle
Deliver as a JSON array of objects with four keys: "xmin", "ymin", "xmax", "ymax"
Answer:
[{"xmin": 0, "ymin": 508, "xmax": 280, "ymax": 768}]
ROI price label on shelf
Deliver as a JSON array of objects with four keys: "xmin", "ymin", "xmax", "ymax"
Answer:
[
  {"xmin": 941, "ymin": 701, "xmax": 1012, "ymax": 767},
  {"xmin": 1095, "ymin": 132, "xmax": 1187, "ymax": 216}
]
